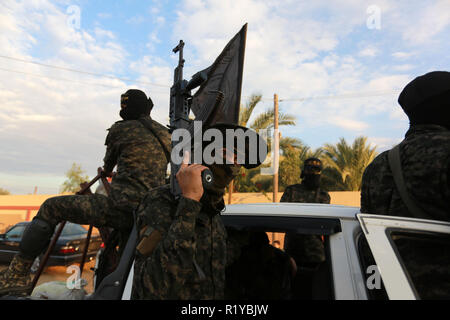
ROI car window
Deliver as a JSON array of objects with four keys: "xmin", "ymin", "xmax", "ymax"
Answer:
[
  {"xmin": 389, "ymin": 231, "xmax": 450, "ymax": 300},
  {"xmin": 356, "ymin": 233, "xmax": 388, "ymax": 300},
  {"xmin": 225, "ymin": 227, "xmax": 334, "ymax": 300},
  {"xmin": 60, "ymin": 223, "xmax": 87, "ymax": 236},
  {"xmin": 5, "ymin": 225, "xmax": 26, "ymax": 239}
]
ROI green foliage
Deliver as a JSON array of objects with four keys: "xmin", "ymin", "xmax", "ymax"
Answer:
[
  {"xmin": 321, "ymin": 137, "xmax": 378, "ymax": 191},
  {"xmin": 249, "ymin": 109, "xmax": 296, "ymax": 131},
  {"xmin": 239, "ymin": 93, "xmax": 262, "ymax": 127},
  {"xmin": 235, "ymin": 94, "xmax": 378, "ymax": 194},
  {"xmin": 60, "ymin": 163, "xmax": 90, "ymax": 193},
  {"xmin": 0, "ymin": 188, "xmax": 11, "ymax": 195}
]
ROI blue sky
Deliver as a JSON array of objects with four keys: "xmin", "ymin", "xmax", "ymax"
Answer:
[{"xmin": 0, "ymin": 0, "xmax": 449, "ymax": 194}]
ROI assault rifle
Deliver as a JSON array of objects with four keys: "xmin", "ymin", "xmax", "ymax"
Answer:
[
  {"xmin": 169, "ymin": 40, "xmax": 214, "ymax": 197},
  {"xmin": 169, "ymin": 24, "xmax": 247, "ymax": 197}
]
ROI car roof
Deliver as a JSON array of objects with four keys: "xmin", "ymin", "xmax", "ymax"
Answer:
[
  {"xmin": 223, "ymin": 202, "xmax": 360, "ymax": 220},
  {"xmin": 14, "ymin": 222, "xmax": 29, "ymax": 226}
]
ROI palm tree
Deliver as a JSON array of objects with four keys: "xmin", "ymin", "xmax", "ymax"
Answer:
[
  {"xmin": 249, "ymin": 109, "xmax": 296, "ymax": 131},
  {"xmin": 321, "ymin": 136, "xmax": 377, "ymax": 191},
  {"xmin": 238, "ymin": 93, "xmax": 296, "ymax": 131},
  {"xmin": 239, "ymin": 94, "xmax": 263, "ymax": 127}
]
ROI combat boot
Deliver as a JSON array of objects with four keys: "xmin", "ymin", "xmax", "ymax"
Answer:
[{"xmin": 0, "ymin": 254, "xmax": 33, "ymax": 297}]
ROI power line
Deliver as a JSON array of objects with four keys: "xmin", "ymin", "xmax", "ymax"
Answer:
[
  {"xmin": 0, "ymin": 54, "xmax": 171, "ymax": 88},
  {"xmin": 242, "ymin": 90, "xmax": 400, "ymax": 104},
  {"xmin": 0, "ymin": 67, "xmax": 121, "ymax": 88},
  {"xmin": 0, "ymin": 54, "xmax": 401, "ymax": 101},
  {"xmin": 0, "ymin": 67, "xmax": 170, "ymax": 93},
  {"xmin": 278, "ymin": 90, "xmax": 399, "ymax": 102}
]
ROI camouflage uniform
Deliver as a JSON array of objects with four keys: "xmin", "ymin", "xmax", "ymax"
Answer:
[
  {"xmin": 281, "ymin": 183, "xmax": 330, "ymax": 267},
  {"xmin": 361, "ymin": 124, "xmax": 450, "ymax": 299},
  {"xmin": 281, "ymin": 183, "xmax": 331, "ymax": 204},
  {"xmin": 0, "ymin": 116, "xmax": 170, "ymax": 296},
  {"xmin": 361, "ymin": 124, "xmax": 450, "ymax": 221},
  {"xmin": 34, "ymin": 117, "xmax": 170, "ymax": 231},
  {"xmin": 131, "ymin": 185, "xmax": 227, "ymax": 300}
]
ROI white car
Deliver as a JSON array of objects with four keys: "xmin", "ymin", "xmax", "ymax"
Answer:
[{"xmin": 92, "ymin": 203, "xmax": 450, "ymax": 300}]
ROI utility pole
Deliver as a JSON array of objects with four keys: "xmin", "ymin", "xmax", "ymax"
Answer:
[
  {"xmin": 228, "ymin": 180, "xmax": 233, "ymax": 204},
  {"xmin": 273, "ymin": 93, "xmax": 279, "ymax": 203}
]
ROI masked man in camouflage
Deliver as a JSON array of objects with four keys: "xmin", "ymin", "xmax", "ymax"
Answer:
[
  {"xmin": 360, "ymin": 71, "xmax": 450, "ymax": 299},
  {"xmin": 0, "ymin": 89, "xmax": 171, "ymax": 296},
  {"xmin": 281, "ymin": 158, "xmax": 330, "ymax": 268},
  {"xmin": 361, "ymin": 71, "xmax": 450, "ymax": 220},
  {"xmin": 131, "ymin": 124, "xmax": 267, "ymax": 299}
]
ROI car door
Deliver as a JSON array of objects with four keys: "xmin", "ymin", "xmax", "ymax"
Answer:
[{"xmin": 357, "ymin": 214, "xmax": 450, "ymax": 300}]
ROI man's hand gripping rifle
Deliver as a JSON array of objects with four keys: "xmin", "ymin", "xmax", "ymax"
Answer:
[{"xmin": 169, "ymin": 40, "xmax": 215, "ymax": 197}]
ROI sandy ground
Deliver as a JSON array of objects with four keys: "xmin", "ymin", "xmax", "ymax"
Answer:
[{"xmin": 0, "ymin": 259, "xmax": 97, "ymax": 295}]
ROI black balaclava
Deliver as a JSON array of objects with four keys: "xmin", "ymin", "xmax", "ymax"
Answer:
[
  {"xmin": 120, "ymin": 89, "xmax": 153, "ymax": 120},
  {"xmin": 207, "ymin": 162, "xmax": 241, "ymax": 196},
  {"xmin": 398, "ymin": 71, "xmax": 450, "ymax": 129},
  {"xmin": 301, "ymin": 158, "xmax": 323, "ymax": 190}
]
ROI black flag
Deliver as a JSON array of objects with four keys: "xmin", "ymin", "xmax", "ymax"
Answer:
[{"xmin": 190, "ymin": 23, "xmax": 247, "ymax": 126}]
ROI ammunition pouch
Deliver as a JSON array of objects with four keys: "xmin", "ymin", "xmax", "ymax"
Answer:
[{"xmin": 136, "ymin": 226, "xmax": 162, "ymax": 258}]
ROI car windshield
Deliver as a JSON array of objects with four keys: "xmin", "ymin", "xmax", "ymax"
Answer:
[
  {"xmin": 5, "ymin": 222, "xmax": 87, "ymax": 238},
  {"xmin": 6, "ymin": 225, "xmax": 26, "ymax": 238},
  {"xmin": 59, "ymin": 223, "xmax": 87, "ymax": 236}
]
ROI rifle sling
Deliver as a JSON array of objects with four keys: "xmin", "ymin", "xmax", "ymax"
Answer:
[
  {"xmin": 138, "ymin": 119, "xmax": 171, "ymax": 164},
  {"xmin": 388, "ymin": 144, "xmax": 428, "ymax": 219}
]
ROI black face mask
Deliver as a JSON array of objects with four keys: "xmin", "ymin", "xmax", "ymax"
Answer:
[
  {"xmin": 120, "ymin": 90, "xmax": 153, "ymax": 120},
  {"xmin": 303, "ymin": 174, "xmax": 321, "ymax": 189},
  {"xmin": 206, "ymin": 164, "xmax": 240, "ymax": 196}
]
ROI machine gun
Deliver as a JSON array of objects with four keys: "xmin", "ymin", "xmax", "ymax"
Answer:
[{"xmin": 169, "ymin": 40, "xmax": 214, "ymax": 197}]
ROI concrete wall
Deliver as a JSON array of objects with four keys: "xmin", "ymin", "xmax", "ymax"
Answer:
[
  {"xmin": 224, "ymin": 191, "xmax": 361, "ymax": 207},
  {"xmin": 0, "ymin": 191, "xmax": 361, "ymax": 233},
  {"xmin": 0, "ymin": 194, "xmax": 60, "ymax": 233}
]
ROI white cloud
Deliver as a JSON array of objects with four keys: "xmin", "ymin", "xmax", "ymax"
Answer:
[
  {"xmin": 330, "ymin": 117, "xmax": 369, "ymax": 131},
  {"xmin": 368, "ymin": 137, "xmax": 402, "ymax": 151},
  {"xmin": 401, "ymin": 0, "xmax": 450, "ymax": 45},
  {"xmin": 0, "ymin": 0, "xmax": 445, "ymax": 193},
  {"xmin": 94, "ymin": 27, "xmax": 116, "ymax": 40},
  {"xmin": 358, "ymin": 46, "xmax": 378, "ymax": 57},
  {"xmin": 392, "ymin": 64, "xmax": 415, "ymax": 72},
  {"xmin": 391, "ymin": 51, "xmax": 414, "ymax": 59},
  {"xmin": 0, "ymin": 0, "xmax": 129, "ymax": 184}
]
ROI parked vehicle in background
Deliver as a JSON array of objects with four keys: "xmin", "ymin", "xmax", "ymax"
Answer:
[{"xmin": 0, "ymin": 221, "xmax": 103, "ymax": 271}]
